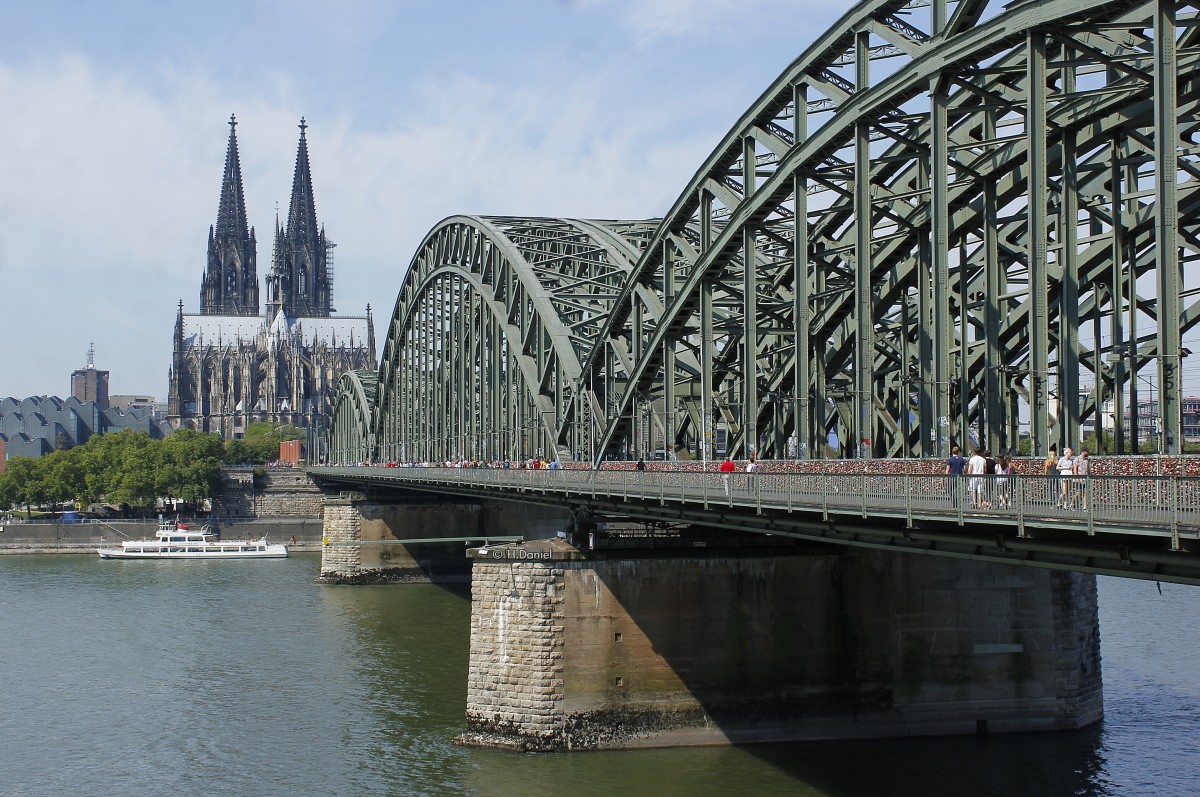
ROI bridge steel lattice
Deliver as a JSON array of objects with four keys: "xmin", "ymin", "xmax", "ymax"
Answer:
[{"xmin": 329, "ymin": 0, "xmax": 1200, "ymax": 466}]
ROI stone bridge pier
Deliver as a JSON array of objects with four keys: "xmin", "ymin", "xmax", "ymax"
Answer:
[
  {"xmin": 458, "ymin": 541, "xmax": 1103, "ymax": 751},
  {"xmin": 317, "ymin": 491, "xmax": 571, "ymax": 583}
]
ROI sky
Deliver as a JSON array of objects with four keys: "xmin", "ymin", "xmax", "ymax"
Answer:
[{"xmin": 0, "ymin": 0, "xmax": 848, "ymax": 401}]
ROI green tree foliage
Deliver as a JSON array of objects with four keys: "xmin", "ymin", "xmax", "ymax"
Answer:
[
  {"xmin": 40, "ymin": 448, "xmax": 88, "ymax": 508},
  {"xmin": 93, "ymin": 431, "xmax": 157, "ymax": 509},
  {"xmin": 237, "ymin": 421, "xmax": 305, "ymax": 464},
  {"xmin": 158, "ymin": 429, "xmax": 225, "ymax": 504},
  {"xmin": 222, "ymin": 439, "xmax": 257, "ymax": 466},
  {"xmin": 0, "ymin": 429, "xmax": 226, "ymax": 513},
  {"xmin": 0, "ymin": 457, "xmax": 39, "ymax": 517}
]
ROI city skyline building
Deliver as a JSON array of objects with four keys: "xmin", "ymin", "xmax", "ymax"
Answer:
[{"xmin": 69, "ymin": 344, "xmax": 109, "ymax": 411}]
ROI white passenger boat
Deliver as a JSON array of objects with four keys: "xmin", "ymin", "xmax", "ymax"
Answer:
[{"xmin": 97, "ymin": 519, "xmax": 289, "ymax": 559}]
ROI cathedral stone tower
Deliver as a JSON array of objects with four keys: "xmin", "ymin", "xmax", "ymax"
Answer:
[
  {"xmin": 267, "ymin": 118, "xmax": 332, "ymax": 320},
  {"xmin": 200, "ymin": 114, "xmax": 258, "ymax": 316},
  {"xmin": 168, "ymin": 117, "xmax": 376, "ymax": 439}
]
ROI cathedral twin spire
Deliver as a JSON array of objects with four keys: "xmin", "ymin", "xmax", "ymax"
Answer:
[
  {"xmin": 201, "ymin": 114, "xmax": 257, "ymax": 316},
  {"xmin": 201, "ymin": 115, "xmax": 332, "ymax": 319},
  {"xmin": 268, "ymin": 117, "xmax": 332, "ymax": 319}
]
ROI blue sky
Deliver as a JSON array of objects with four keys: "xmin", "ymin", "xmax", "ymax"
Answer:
[{"xmin": 0, "ymin": 0, "xmax": 847, "ymax": 400}]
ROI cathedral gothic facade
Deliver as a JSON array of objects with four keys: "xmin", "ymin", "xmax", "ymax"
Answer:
[{"xmin": 167, "ymin": 116, "xmax": 376, "ymax": 438}]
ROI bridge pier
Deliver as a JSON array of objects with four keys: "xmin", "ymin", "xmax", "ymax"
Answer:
[
  {"xmin": 459, "ymin": 542, "xmax": 1102, "ymax": 751},
  {"xmin": 318, "ymin": 492, "xmax": 570, "ymax": 583}
]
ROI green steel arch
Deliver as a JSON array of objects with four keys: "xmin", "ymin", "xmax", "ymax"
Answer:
[
  {"xmin": 327, "ymin": 369, "xmax": 378, "ymax": 464},
  {"xmin": 333, "ymin": 0, "xmax": 1200, "ymax": 465},
  {"xmin": 371, "ymin": 215, "xmax": 661, "ymax": 463},
  {"xmin": 587, "ymin": 0, "xmax": 1200, "ymax": 461}
]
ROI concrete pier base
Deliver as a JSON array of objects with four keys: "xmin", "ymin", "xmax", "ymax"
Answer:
[
  {"xmin": 459, "ymin": 542, "xmax": 1102, "ymax": 751},
  {"xmin": 318, "ymin": 494, "xmax": 570, "ymax": 584}
]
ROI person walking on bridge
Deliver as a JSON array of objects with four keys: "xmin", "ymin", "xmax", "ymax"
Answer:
[
  {"xmin": 746, "ymin": 456, "xmax": 759, "ymax": 496},
  {"xmin": 1056, "ymin": 447, "xmax": 1075, "ymax": 509},
  {"xmin": 1044, "ymin": 445, "xmax": 1059, "ymax": 507},
  {"xmin": 1069, "ymin": 448, "xmax": 1091, "ymax": 510},
  {"xmin": 967, "ymin": 447, "xmax": 988, "ymax": 508},
  {"xmin": 944, "ymin": 445, "xmax": 966, "ymax": 507},
  {"xmin": 719, "ymin": 456, "xmax": 736, "ymax": 495}
]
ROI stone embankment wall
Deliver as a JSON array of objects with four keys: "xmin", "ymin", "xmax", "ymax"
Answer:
[
  {"xmin": 254, "ymin": 470, "xmax": 324, "ymax": 516},
  {"xmin": 213, "ymin": 469, "xmax": 324, "ymax": 519},
  {"xmin": 0, "ymin": 469, "xmax": 327, "ymax": 553},
  {"xmin": 212, "ymin": 470, "xmax": 255, "ymax": 517},
  {"xmin": 459, "ymin": 544, "xmax": 1103, "ymax": 751}
]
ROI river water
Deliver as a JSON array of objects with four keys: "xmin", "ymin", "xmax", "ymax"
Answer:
[{"xmin": 0, "ymin": 554, "xmax": 1196, "ymax": 797}]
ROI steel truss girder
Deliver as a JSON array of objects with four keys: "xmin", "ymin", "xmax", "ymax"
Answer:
[
  {"xmin": 367, "ymin": 216, "xmax": 659, "ymax": 463},
  {"xmin": 586, "ymin": 0, "xmax": 1200, "ymax": 461},
  {"xmin": 328, "ymin": 369, "xmax": 378, "ymax": 464}
]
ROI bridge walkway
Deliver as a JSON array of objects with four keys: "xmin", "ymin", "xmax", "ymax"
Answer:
[{"xmin": 312, "ymin": 467, "xmax": 1200, "ymax": 548}]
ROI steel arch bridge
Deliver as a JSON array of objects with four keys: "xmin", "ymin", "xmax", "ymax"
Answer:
[{"xmin": 329, "ymin": 0, "xmax": 1200, "ymax": 466}]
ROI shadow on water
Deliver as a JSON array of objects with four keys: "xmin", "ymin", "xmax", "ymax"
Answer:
[
  {"xmin": 454, "ymin": 724, "xmax": 1111, "ymax": 797},
  {"xmin": 512, "ymin": 549, "xmax": 1123, "ymax": 797},
  {"xmin": 745, "ymin": 726, "xmax": 1111, "ymax": 797},
  {"xmin": 305, "ymin": 562, "xmax": 1192, "ymax": 797}
]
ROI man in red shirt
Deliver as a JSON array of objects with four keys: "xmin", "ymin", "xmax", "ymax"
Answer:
[{"xmin": 719, "ymin": 456, "xmax": 736, "ymax": 495}]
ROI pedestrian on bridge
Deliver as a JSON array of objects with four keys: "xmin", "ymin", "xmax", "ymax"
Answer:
[
  {"xmin": 994, "ymin": 455, "xmax": 1014, "ymax": 509},
  {"xmin": 1069, "ymin": 449, "xmax": 1091, "ymax": 510},
  {"xmin": 944, "ymin": 445, "xmax": 966, "ymax": 507},
  {"xmin": 1056, "ymin": 447, "xmax": 1075, "ymax": 509},
  {"xmin": 1045, "ymin": 446, "xmax": 1059, "ymax": 507},
  {"xmin": 967, "ymin": 447, "xmax": 988, "ymax": 508},
  {"xmin": 719, "ymin": 456, "xmax": 736, "ymax": 495}
]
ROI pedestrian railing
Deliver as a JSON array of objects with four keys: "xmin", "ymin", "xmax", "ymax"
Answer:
[{"xmin": 312, "ymin": 467, "xmax": 1200, "ymax": 549}]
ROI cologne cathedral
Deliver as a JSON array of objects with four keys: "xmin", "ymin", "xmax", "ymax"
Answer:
[{"xmin": 167, "ymin": 116, "xmax": 376, "ymax": 438}]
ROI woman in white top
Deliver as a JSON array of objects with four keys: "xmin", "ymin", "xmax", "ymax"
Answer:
[
  {"xmin": 994, "ymin": 454, "xmax": 1014, "ymax": 509},
  {"xmin": 1056, "ymin": 447, "xmax": 1075, "ymax": 508}
]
